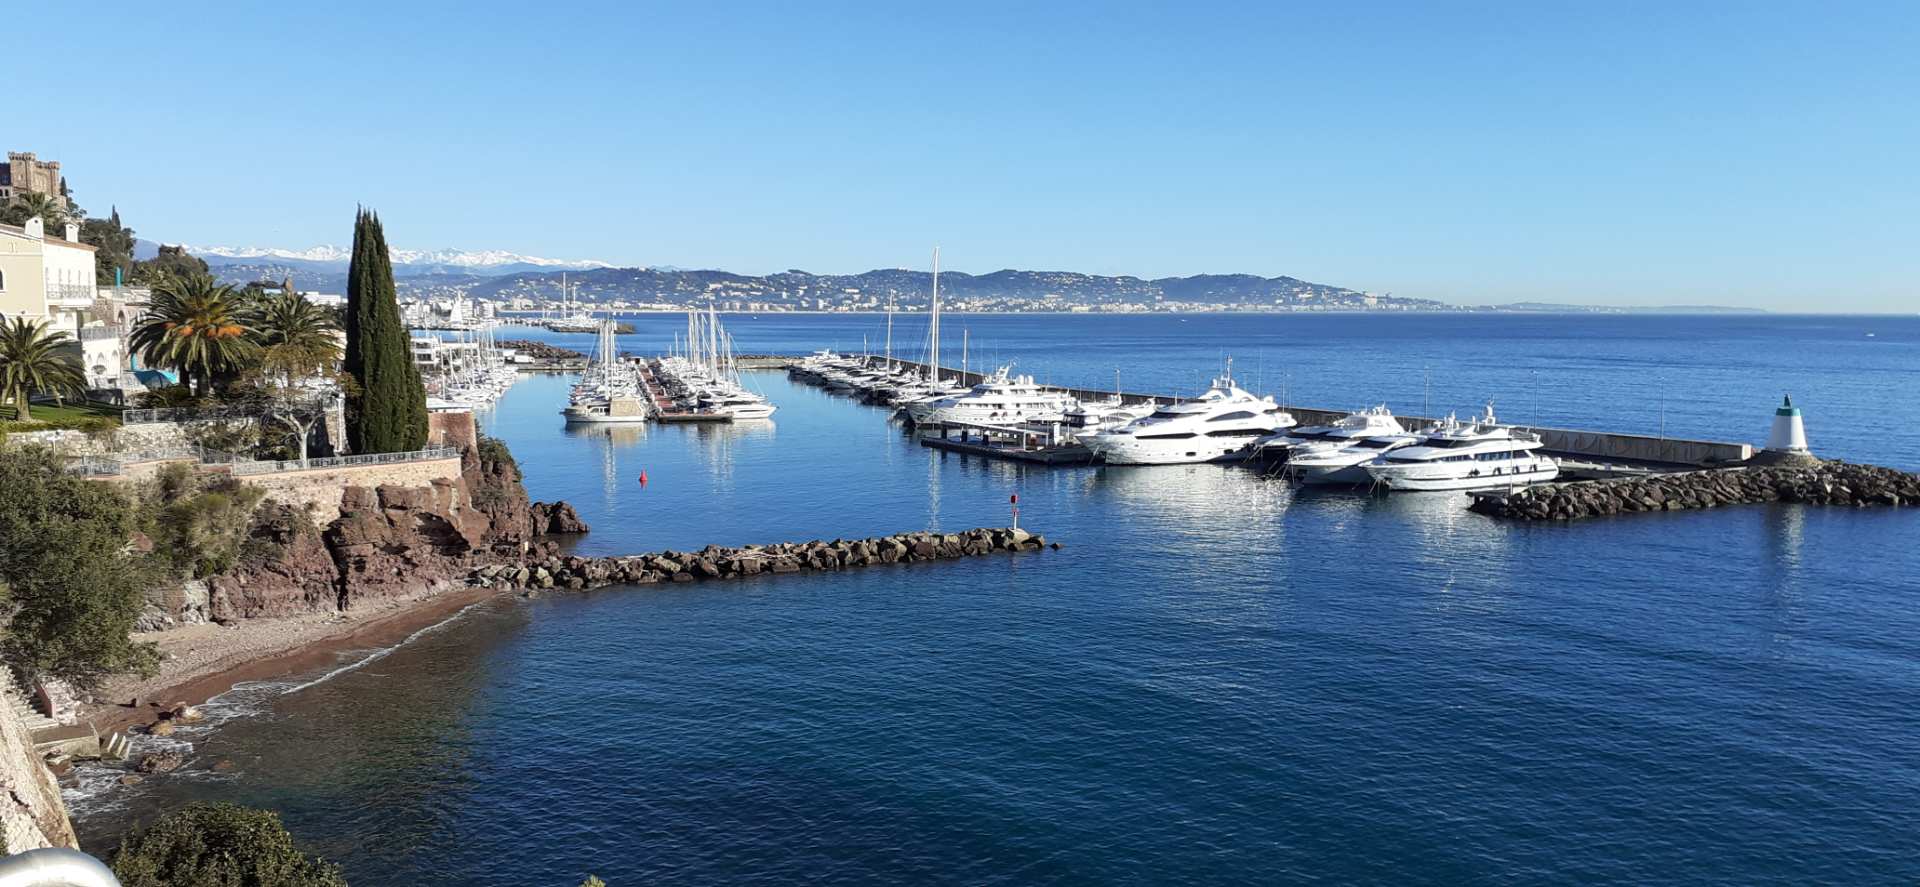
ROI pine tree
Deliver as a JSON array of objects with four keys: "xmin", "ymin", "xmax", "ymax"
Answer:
[{"xmin": 343, "ymin": 208, "xmax": 427, "ymax": 453}]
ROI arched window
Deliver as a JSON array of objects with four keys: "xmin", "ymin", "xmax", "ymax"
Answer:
[{"xmin": 0, "ymin": 268, "xmax": 7, "ymax": 290}]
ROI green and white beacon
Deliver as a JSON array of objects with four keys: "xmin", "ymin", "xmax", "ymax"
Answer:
[{"xmin": 1764, "ymin": 394, "xmax": 1811, "ymax": 457}]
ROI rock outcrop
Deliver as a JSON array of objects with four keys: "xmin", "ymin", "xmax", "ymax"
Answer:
[
  {"xmin": 529, "ymin": 501, "xmax": 590, "ymax": 535},
  {"xmin": 470, "ymin": 527, "xmax": 1053, "ymax": 593},
  {"xmin": 1469, "ymin": 461, "xmax": 1920, "ymax": 521},
  {"xmin": 189, "ymin": 444, "xmax": 589, "ymax": 623}
]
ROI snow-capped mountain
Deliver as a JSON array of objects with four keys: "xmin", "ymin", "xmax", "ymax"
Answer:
[{"xmin": 186, "ymin": 244, "xmax": 614, "ymax": 270}]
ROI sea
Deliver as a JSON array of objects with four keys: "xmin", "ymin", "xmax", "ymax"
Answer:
[{"xmin": 69, "ymin": 313, "xmax": 1920, "ymax": 885}]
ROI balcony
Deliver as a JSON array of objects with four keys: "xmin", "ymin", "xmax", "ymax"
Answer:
[
  {"xmin": 77, "ymin": 324, "xmax": 125, "ymax": 342},
  {"xmin": 47, "ymin": 283, "xmax": 98, "ymax": 309}
]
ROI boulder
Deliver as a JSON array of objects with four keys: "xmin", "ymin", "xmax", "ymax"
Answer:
[{"xmin": 137, "ymin": 752, "xmax": 184, "ymax": 774}]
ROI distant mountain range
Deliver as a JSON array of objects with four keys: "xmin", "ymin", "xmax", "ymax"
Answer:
[
  {"xmin": 140, "ymin": 240, "xmax": 1760, "ymax": 314},
  {"xmin": 154, "ymin": 240, "xmax": 1432, "ymax": 311},
  {"xmin": 134, "ymin": 240, "xmax": 615, "ymax": 278}
]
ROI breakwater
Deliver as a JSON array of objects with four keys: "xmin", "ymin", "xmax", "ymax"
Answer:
[
  {"xmin": 468, "ymin": 527, "xmax": 1054, "ymax": 591},
  {"xmin": 1468, "ymin": 461, "xmax": 1920, "ymax": 520}
]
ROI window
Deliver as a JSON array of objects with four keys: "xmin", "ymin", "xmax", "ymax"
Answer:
[
  {"xmin": 0, "ymin": 269, "xmax": 6, "ymax": 290},
  {"xmin": 1137, "ymin": 432, "xmax": 1197, "ymax": 440},
  {"xmin": 1205, "ymin": 428, "xmax": 1266, "ymax": 437},
  {"xmin": 1207, "ymin": 411, "xmax": 1256, "ymax": 422}
]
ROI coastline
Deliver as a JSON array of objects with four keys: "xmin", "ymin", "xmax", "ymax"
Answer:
[{"xmin": 83, "ymin": 583, "xmax": 511, "ymax": 736}]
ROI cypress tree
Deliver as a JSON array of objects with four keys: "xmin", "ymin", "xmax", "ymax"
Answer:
[{"xmin": 343, "ymin": 208, "xmax": 428, "ymax": 453}]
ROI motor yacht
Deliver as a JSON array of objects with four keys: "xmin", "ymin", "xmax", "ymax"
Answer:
[
  {"xmin": 916, "ymin": 367, "xmax": 1079, "ymax": 426},
  {"xmin": 1254, "ymin": 405, "xmax": 1405, "ymax": 461},
  {"xmin": 1285, "ymin": 433, "xmax": 1423, "ymax": 485},
  {"xmin": 1363, "ymin": 405, "xmax": 1559, "ymax": 491},
  {"xmin": 1085, "ymin": 374, "xmax": 1295, "ymax": 465},
  {"xmin": 1061, "ymin": 397, "xmax": 1156, "ymax": 441}
]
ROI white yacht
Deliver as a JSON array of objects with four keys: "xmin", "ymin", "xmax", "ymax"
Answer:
[
  {"xmin": 563, "ymin": 396, "xmax": 651, "ymax": 424},
  {"xmin": 916, "ymin": 367, "xmax": 1079, "ymax": 426},
  {"xmin": 1061, "ymin": 397, "xmax": 1156, "ymax": 441},
  {"xmin": 1257, "ymin": 405, "xmax": 1405, "ymax": 458},
  {"xmin": 1363, "ymin": 405, "xmax": 1559, "ymax": 492},
  {"xmin": 1085, "ymin": 374, "xmax": 1295, "ymax": 465},
  {"xmin": 1286, "ymin": 433, "xmax": 1423, "ymax": 485}
]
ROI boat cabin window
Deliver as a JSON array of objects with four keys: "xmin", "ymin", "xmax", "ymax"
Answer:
[
  {"xmin": 1207, "ymin": 411, "xmax": 1257, "ymax": 422},
  {"xmin": 1205, "ymin": 428, "xmax": 1267, "ymax": 437},
  {"xmin": 1148, "ymin": 410, "xmax": 1183, "ymax": 420},
  {"xmin": 1137, "ymin": 432, "xmax": 1198, "ymax": 440}
]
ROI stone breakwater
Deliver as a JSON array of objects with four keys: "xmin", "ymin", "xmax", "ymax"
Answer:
[
  {"xmin": 468, "ymin": 527, "xmax": 1056, "ymax": 591},
  {"xmin": 1469, "ymin": 462, "xmax": 1920, "ymax": 521}
]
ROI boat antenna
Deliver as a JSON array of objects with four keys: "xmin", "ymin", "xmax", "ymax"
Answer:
[{"xmin": 1423, "ymin": 364, "xmax": 1432, "ymax": 419}]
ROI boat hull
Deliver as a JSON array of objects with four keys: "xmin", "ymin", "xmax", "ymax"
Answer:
[{"xmin": 1367, "ymin": 461, "xmax": 1560, "ymax": 492}]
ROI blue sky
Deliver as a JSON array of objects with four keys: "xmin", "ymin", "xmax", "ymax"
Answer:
[{"xmin": 15, "ymin": 1, "xmax": 1917, "ymax": 310}]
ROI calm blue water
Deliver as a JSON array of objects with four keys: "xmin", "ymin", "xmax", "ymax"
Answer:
[{"xmin": 73, "ymin": 314, "xmax": 1920, "ymax": 885}]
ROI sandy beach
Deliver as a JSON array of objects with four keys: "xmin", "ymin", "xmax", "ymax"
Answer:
[{"xmin": 83, "ymin": 584, "xmax": 511, "ymax": 735}]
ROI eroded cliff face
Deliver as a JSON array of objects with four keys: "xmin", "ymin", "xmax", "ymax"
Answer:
[
  {"xmin": 0, "ymin": 687, "xmax": 77, "ymax": 852},
  {"xmin": 201, "ymin": 447, "xmax": 584, "ymax": 621}
]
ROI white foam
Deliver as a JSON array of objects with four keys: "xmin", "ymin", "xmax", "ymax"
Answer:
[{"xmin": 279, "ymin": 600, "xmax": 488, "ymax": 696}]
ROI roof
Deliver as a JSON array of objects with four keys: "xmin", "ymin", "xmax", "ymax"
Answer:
[{"xmin": 0, "ymin": 221, "xmax": 98, "ymax": 251}]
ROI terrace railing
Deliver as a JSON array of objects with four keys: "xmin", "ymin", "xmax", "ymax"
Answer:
[{"xmin": 229, "ymin": 447, "xmax": 460, "ymax": 477}]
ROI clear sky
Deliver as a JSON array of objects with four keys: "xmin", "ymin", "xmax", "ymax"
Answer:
[{"xmin": 15, "ymin": 1, "xmax": 1918, "ymax": 311}]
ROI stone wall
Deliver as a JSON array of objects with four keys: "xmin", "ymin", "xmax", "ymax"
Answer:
[
  {"xmin": 236, "ymin": 455, "xmax": 465, "ymax": 526},
  {"xmin": 0, "ymin": 685, "xmax": 77, "ymax": 853}
]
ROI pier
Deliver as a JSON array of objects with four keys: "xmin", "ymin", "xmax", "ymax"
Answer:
[{"xmin": 917, "ymin": 420, "xmax": 1095, "ymax": 464}]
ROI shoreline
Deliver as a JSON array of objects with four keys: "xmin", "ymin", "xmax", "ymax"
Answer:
[{"xmin": 84, "ymin": 583, "xmax": 511, "ymax": 736}]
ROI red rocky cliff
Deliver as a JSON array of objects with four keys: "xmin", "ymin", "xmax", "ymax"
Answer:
[{"xmin": 205, "ymin": 443, "xmax": 585, "ymax": 622}]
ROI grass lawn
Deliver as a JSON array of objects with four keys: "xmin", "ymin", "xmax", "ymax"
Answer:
[{"xmin": 0, "ymin": 401, "xmax": 125, "ymax": 424}]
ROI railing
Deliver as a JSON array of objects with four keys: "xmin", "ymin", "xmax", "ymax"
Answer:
[
  {"xmin": 122, "ymin": 397, "xmax": 342, "ymax": 426},
  {"xmin": 60, "ymin": 446, "xmax": 236, "ymax": 478},
  {"xmin": 230, "ymin": 447, "xmax": 460, "ymax": 476},
  {"xmin": 122, "ymin": 405, "xmax": 265, "ymax": 425},
  {"xmin": 63, "ymin": 457, "xmax": 124, "ymax": 477},
  {"xmin": 47, "ymin": 282, "xmax": 98, "ymax": 307},
  {"xmin": 77, "ymin": 324, "xmax": 125, "ymax": 341}
]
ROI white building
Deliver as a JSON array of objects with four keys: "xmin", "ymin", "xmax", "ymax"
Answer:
[{"xmin": 0, "ymin": 217, "xmax": 99, "ymax": 334}]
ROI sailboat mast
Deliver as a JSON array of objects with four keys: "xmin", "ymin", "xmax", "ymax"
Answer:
[
  {"xmin": 884, "ymin": 294, "xmax": 894, "ymax": 368},
  {"xmin": 961, "ymin": 328, "xmax": 969, "ymax": 380},
  {"xmin": 929, "ymin": 247, "xmax": 941, "ymax": 383},
  {"xmin": 709, "ymin": 304, "xmax": 720, "ymax": 376}
]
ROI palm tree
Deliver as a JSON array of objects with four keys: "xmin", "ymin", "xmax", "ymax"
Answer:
[
  {"xmin": 0, "ymin": 317, "xmax": 87, "ymax": 422},
  {"xmin": 246, "ymin": 290, "xmax": 346, "ymax": 465},
  {"xmin": 249, "ymin": 289, "xmax": 343, "ymax": 379},
  {"xmin": 130, "ymin": 273, "xmax": 260, "ymax": 398},
  {"xmin": 0, "ymin": 192, "xmax": 68, "ymax": 232}
]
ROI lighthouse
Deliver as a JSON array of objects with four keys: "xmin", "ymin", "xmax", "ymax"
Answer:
[{"xmin": 1759, "ymin": 394, "xmax": 1815, "ymax": 464}]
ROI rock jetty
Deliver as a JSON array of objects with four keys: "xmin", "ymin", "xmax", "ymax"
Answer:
[
  {"xmin": 468, "ymin": 527, "xmax": 1054, "ymax": 591},
  {"xmin": 1470, "ymin": 462, "xmax": 1920, "ymax": 521}
]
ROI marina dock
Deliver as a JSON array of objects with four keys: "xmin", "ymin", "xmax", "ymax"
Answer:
[{"xmin": 773, "ymin": 354, "xmax": 1756, "ymax": 476}]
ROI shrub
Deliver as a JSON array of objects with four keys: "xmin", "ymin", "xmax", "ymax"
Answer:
[
  {"xmin": 475, "ymin": 433, "xmax": 517, "ymax": 473},
  {"xmin": 0, "ymin": 445, "xmax": 157, "ymax": 686},
  {"xmin": 111, "ymin": 803, "xmax": 346, "ymax": 887},
  {"xmin": 149, "ymin": 481, "xmax": 267, "ymax": 579}
]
